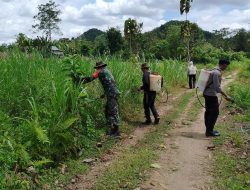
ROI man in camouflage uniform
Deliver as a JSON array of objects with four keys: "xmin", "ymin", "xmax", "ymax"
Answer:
[{"xmin": 79, "ymin": 61, "xmax": 120, "ymax": 136}]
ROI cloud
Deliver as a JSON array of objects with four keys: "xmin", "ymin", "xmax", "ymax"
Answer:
[
  {"xmin": 185, "ymin": 7, "xmax": 250, "ymax": 32},
  {"xmin": 192, "ymin": 0, "xmax": 250, "ymax": 9}
]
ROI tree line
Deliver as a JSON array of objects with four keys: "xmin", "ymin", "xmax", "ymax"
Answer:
[{"xmin": 0, "ymin": 0, "xmax": 249, "ymax": 63}]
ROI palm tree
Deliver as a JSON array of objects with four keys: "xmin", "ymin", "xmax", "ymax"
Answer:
[{"xmin": 180, "ymin": 0, "xmax": 193, "ymax": 62}]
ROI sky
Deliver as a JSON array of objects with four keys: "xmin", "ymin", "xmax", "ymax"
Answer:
[{"xmin": 0, "ymin": 0, "xmax": 250, "ymax": 44}]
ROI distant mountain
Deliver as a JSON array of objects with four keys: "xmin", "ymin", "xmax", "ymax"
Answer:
[
  {"xmin": 78, "ymin": 28, "xmax": 105, "ymax": 41},
  {"xmin": 143, "ymin": 20, "xmax": 214, "ymax": 41},
  {"xmin": 76, "ymin": 21, "xmax": 214, "ymax": 42}
]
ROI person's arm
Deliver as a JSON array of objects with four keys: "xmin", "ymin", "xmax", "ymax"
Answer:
[
  {"xmin": 220, "ymin": 90, "xmax": 233, "ymax": 101},
  {"xmin": 139, "ymin": 73, "xmax": 149, "ymax": 90},
  {"xmin": 142, "ymin": 72, "xmax": 150, "ymax": 90},
  {"xmin": 213, "ymin": 72, "xmax": 232, "ymax": 101},
  {"xmin": 82, "ymin": 70, "xmax": 99, "ymax": 83}
]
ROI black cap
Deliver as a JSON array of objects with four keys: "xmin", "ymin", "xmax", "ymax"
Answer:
[
  {"xmin": 219, "ymin": 59, "xmax": 230, "ymax": 65},
  {"xmin": 94, "ymin": 61, "xmax": 107, "ymax": 69}
]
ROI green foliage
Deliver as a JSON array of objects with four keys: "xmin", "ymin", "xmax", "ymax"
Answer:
[
  {"xmin": 16, "ymin": 33, "xmax": 33, "ymax": 53},
  {"xmin": 212, "ymin": 60, "xmax": 250, "ymax": 190},
  {"xmin": 32, "ymin": 0, "xmax": 61, "ymax": 41},
  {"xmin": 0, "ymin": 51, "xmax": 99, "ymax": 188},
  {"xmin": 233, "ymin": 29, "xmax": 250, "ymax": 52},
  {"xmin": 180, "ymin": 0, "xmax": 193, "ymax": 15},
  {"xmin": 93, "ymin": 34, "xmax": 109, "ymax": 56},
  {"xmin": 78, "ymin": 28, "xmax": 105, "ymax": 42},
  {"xmin": 230, "ymin": 84, "xmax": 250, "ymax": 110},
  {"xmin": 193, "ymin": 42, "xmax": 245, "ymax": 63},
  {"xmin": 124, "ymin": 18, "xmax": 143, "ymax": 55},
  {"xmin": 106, "ymin": 27, "xmax": 123, "ymax": 55},
  {"xmin": 229, "ymin": 61, "xmax": 250, "ymax": 112},
  {"xmin": 8, "ymin": 20, "xmax": 249, "ymax": 61},
  {"xmin": 0, "ymin": 49, "xmax": 218, "ymax": 188},
  {"xmin": 214, "ymin": 152, "xmax": 250, "ymax": 190}
]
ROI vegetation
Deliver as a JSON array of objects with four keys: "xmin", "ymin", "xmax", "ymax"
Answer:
[
  {"xmin": 213, "ymin": 59, "xmax": 250, "ymax": 190},
  {"xmin": 180, "ymin": 0, "xmax": 193, "ymax": 61},
  {"xmin": 32, "ymin": 0, "xmax": 62, "ymax": 42},
  {"xmin": 0, "ymin": 50, "xmax": 188, "ymax": 189},
  {"xmin": 0, "ymin": 0, "xmax": 249, "ymax": 189},
  {"xmin": 2, "ymin": 20, "xmax": 248, "ymax": 62},
  {"xmin": 77, "ymin": 28, "xmax": 105, "ymax": 42}
]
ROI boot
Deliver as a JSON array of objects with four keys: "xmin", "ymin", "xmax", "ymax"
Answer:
[
  {"xmin": 154, "ymin": 117, "xmax": 160, "ymax": 125},
  {"xmin": 109, "ymin": 124, "xmax": 120, "ymax": 137},
  {"xmin": 142, "ymin": 119, "xmax": 152, "ymax": 125}
]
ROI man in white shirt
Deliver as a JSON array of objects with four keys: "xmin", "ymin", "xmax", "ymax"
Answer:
[{"xmin": 187, "ymin": 61, "xmax": 197, "ymax": 89}]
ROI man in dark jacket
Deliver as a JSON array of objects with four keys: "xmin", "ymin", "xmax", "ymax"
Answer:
[
  {"xmin": 140, "ymin": 63, "xmax": 160, "ymax": 125},
  {"xmin": 203, "ymin": 59, "xmax": 232, "ymax": 137},
  {"xmin": 74, "ymin": 61, "xmax": 120, "ymax": 136}
]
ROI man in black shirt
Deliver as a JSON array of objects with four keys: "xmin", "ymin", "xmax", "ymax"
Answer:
[
  {"xmin": 203, "ymin": 59, "xmax": 232, "ymax": 137},
  {"xmin": 140, "ymin": 63, "xmax": 160, "ymax": 125}
]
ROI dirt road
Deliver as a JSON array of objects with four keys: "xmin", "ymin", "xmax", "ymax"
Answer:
[{"xmin": 141, "ymin": 74, "xmax": 236, "ymax": 190}]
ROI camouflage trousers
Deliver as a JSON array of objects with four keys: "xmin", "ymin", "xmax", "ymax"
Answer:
[{"xmin": 105, "ymin": 96, "xmax": 120, "ymax": 126}]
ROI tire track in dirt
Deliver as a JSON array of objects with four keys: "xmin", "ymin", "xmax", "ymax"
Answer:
[
  {"xmin": 141, "ymin": 73, "xmax": 237, "ymax": 190},
  {"xmin": 65, "ymin": 88, "xmax": 190, "ymax": 190}
]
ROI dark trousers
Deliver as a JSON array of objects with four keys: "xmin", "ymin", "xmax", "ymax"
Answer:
[
  {"xmin": 143, "ymin": 92, "xmax": 159, "ymax": 121},
  {"xmin": 189, "ymin": 74, "xmax": 196, "ymax": 89},
  {"xmin": 204, "ymin": 95, "xmax": 219, "ymax": 133}
]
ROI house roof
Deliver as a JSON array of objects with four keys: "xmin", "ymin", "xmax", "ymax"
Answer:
[{"xmin": 51, "ymin": 46, "xmax": 61, "ymax": 51}]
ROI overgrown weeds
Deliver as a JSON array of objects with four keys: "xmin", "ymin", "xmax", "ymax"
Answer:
[{"xmin": 0, "ymin": 50, "xmax": 187, "ymax": 189}]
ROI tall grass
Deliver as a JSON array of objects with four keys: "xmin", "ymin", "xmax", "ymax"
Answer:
[
  {"xmin": 229, "ymin": 59, "xmax": 250, "ymax": 112},
  {"xmin": 0, "ymin": 50, "xmax": 187, "ymax": 188}
]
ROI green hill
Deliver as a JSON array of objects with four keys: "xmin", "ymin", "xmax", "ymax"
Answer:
[{"xmin": 78, "ymin": 28, "xmax": 105, "ymax": 41}]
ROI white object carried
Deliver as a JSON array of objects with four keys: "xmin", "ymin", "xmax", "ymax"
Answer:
[
  {"xmin": 149, "ymin": 73, "xmax": 162, "ymax": 92},
  {"xmin": 196, "ymin": 69, "xmax": 212, "ymax": 92},
  {"xmin": 188, "ymin": 65, "xmax": 197, "ymax": 75}
]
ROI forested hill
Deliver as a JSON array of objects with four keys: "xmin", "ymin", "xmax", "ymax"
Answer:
[
  {"xmin": 77, "ymin": 28, "xmax": 105, "ymax": 41},
  {"xmin": 144, "ymin": 20, "xmax": 212, "ymax": 40},
  {"xmin": 78, "ymin": 20, "xmax": 214, "ymax": 41}
]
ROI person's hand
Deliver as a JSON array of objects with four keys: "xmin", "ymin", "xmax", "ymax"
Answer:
[
  {"xmin": 82, "ymin": 76, "xmax": 92, "ymax": 84},
  {"xmin": 138, "ymin": 86, "xmax": 143, "ymax": 92},
  {"xmin": 71, "ymin": 74, "xmax": 80, "ymax": 84},
  {"xmin": 225, "ymin": 95, "xmax": 233, "ymax": 102}
]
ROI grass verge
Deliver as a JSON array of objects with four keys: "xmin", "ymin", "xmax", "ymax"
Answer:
[{"xmin": 212, "ymin": 60, "xmax": 250, "ymax": 190}]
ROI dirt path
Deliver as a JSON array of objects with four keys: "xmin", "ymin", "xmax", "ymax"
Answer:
[
  {"xmin": 65, "ymin": 88, "xmax": 189, "ymax": 190},
  {"xmin": 141, "ymin": 74, "xmax": 236, "ymax": 190}
]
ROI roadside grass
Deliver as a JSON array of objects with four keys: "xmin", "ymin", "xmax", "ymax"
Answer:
[
  {"xmin": 213, "ymin": 151, "xmax": 250, "ymax": 190},
  {"xmin": 213, "ymin": 116, "xmax": 250, "ymax": 190},
  {"xmin": 93, "ymin": 91, "xmax": 194, "ymax": 189},
  {"xmin": 212, "ymin": 59, "xmax": 250, "ymax": 190}
]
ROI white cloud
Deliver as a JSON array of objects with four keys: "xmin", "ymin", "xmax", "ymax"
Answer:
[
  {"xmin": 184, "ymin": 7, "xmax": 250, "ymax": 32},
  {"xmin": 0, "ymin": 0, "xmax": 250, "ymax": 44}
]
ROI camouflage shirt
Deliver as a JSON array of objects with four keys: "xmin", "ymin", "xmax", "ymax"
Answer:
[{"xmin": 91, "ymin": 68, "xmax": 120, "ymax": 97}]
